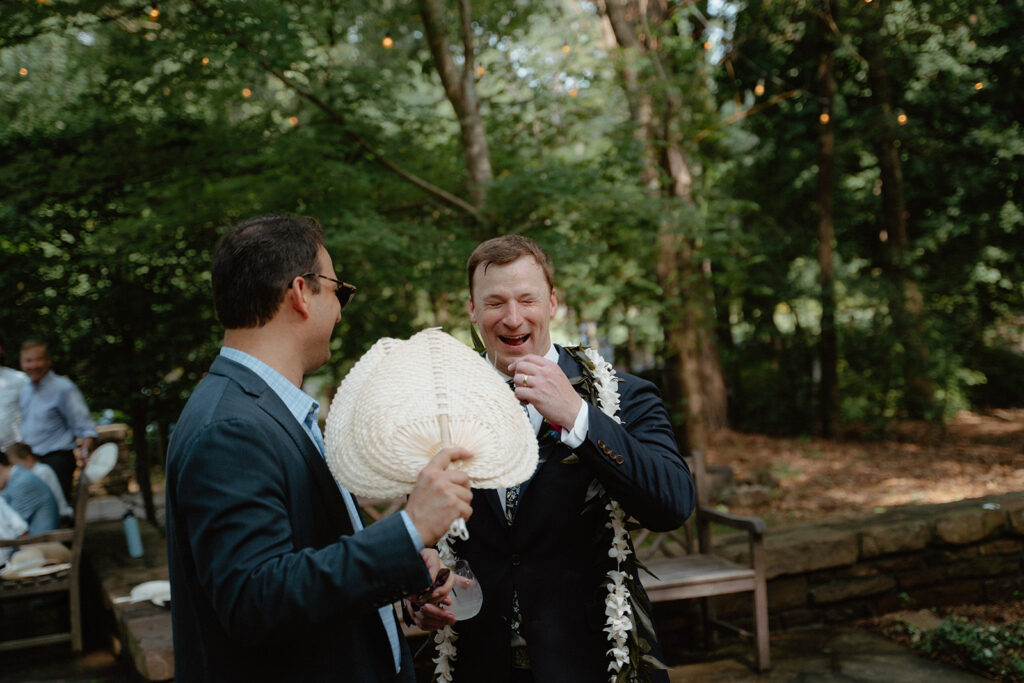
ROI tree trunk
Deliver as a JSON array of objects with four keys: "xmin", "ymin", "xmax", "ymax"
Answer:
[
  {"xmin": 130, "ymin": 399, "xmax": 157, "ymax": 525},
  {"xmin": 863, "ymin": 29, "xmax": 935, "ymax": 419},
  {"xmin": 418, "ymin": 0, "xmax": 493, "ymax": 210},
  {"xmin": 599, "ymin": 0, "xmax": 727, "ymax": 453},
  {"xmin": 816, "ymin": 3, "xmax": 840, "ymax": 436},
  {"xmin": 698, "ymin": 258, "xmax": 729, "ymax": 431}
]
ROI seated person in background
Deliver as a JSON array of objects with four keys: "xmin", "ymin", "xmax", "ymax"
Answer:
[
  {"xmin": 0, "ymin": 495, "xmax": 28, "ymax": 568},
  {"xmin": 0, "ymin": 449, "xmax": 59, "ymax": 536},
  {"xmin": 5, "ymin": 442, "xmax": 73, "ymax": 520}
]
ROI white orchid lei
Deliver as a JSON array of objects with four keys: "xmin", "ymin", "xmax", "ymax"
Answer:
[
  {"xmin": 567, "ymin": 346, "xmax": 666, "ymax": 683},
  {"xmin": 431, "ymin": 535, "xmax": 459, "ymax": 682}
]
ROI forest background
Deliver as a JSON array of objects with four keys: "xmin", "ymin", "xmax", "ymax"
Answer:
[{"xmin": 2, "ymin": 0, "xmax": 1022, "ymax": 513}]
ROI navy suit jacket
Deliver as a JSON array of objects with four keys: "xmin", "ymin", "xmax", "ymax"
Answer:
[
  {"xmin": 165, "ymin": 356, "xmax": 430, "ymax": 682},
  {"xmin": 450, "ymin": 346, "xmax": 695, "ymax": 682}
]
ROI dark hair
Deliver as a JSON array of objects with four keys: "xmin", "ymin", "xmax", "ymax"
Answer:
[
  {"xmin": 212, "ymin": 215, "xmax": 326, "ymax": 329},
  {"xmin": 20, "ymin": 339, "xmax": 48, "ymax": 356},
  {"xmin": 0, "ymin": 450, "xmax": 8, "ymax": 467},
  {"xmin": 5, "ymin": 442, "xmax": 32, "ymax": 464},
  {"xmin": 466, "ymin": 235, "xmax": 554, "ymax": 297}
]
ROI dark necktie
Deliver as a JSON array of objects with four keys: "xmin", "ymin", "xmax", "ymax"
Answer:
[{"xmin": 504, "ymin": 379, "xmax": 526, "ymax": 525}]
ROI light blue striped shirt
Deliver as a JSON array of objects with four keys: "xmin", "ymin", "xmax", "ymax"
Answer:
[
  {"xmin": 219, "ymin": 347, "xmax": 420, "ymax": 673},
  {"xmin": 18, "ymin": 372, "xmax": 98, "ymax": 455}
]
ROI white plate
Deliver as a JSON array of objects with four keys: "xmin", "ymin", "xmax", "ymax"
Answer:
[
  {"xmin": 1, "ymin": 562, "xmax": 71, "ymax": 580},
  {"xmin": 84, "ymin": 443, "xmax": 119, "ymax": 483},
  {"xmin": 129, "ymin": 579, "xmax": 171, "ymax": 607}
]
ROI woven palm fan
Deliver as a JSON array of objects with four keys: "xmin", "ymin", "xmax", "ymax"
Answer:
[{"xmin": 324, "ymin": 328, "xmax": 538, "ymax": 536}]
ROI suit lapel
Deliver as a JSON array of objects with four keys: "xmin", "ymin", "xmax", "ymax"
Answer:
[{"xmin": 210, "ymin": 356, "xmax": 353, "ymax": 534}]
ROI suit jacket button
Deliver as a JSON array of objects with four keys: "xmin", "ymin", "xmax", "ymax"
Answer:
[
  {"xmin": 597, "ymin": 440, "xmax": 606, "ymax": 449},
  {"xmin": 511, "ymin": 553, "xmax": 521, "ymax": 566},
  {"xmin": 616, "ymin": 455, "xmax": 625, "ymax": 464}
]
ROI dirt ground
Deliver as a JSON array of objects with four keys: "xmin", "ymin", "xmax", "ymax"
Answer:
[{"xmin": 705, "ymin": 408, "xmax": 1024, "ymax": 526}]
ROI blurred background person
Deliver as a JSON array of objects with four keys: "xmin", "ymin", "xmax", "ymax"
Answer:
[
  {"xmin": 0, "ymin": 448, "xmax": 59, "ymax": 536},
  {"xmin": 0, "ymin": 342, "xmax": 28, "ymax": 451},
  {"xmin": 18, "ymin": 340, "xmax": 97, "ymax": 501},
  {"xmin": 5, "ymin": 442, "xmax": 73, "ymax": 521}
]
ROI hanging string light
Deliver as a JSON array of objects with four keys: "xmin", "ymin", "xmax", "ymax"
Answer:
[
  {"xmin": 241, "ymin": 88, "xmax": 252, "ymax": 98},
  {"xmin": 148, "ymin": 7, "xmax": 160, "ymax": 19},
  {"xmin": 476, "ymin": 65, "xmax": 485, "ymax": 76},
  {"xmin": 561, "ymin": 43, "xmax": 570, "ymax": 54},
  {"xmin": 288, "ymin": 116, "xmax": 299, "ymax": 126},
  {"xmin": 819, "ymin": 113, "xmax": 831, "ymax": 125},
  {"xmin": 897, "ymin": 113, "xmax": 908, "ymax": 125},
  {"xmin": 754, "ymin": 80, "xmax": 765, "ymax": 96},
  {"xmin": 382, "ymin": 33, "xmax": 394, "ymax": 49},
  {"xmin": 974, "ymin": 81, "xmax": 984, "ymax": 90},
  {"xmin": 18, "ymin": 67, "xmax": 28, "ymax": 77},
  {"xmin": 201, "ymin": 57, "xmax": 210, "ymax": 65}
]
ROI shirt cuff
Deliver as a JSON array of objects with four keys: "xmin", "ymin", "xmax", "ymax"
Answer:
[
  {"xmin": 399, "ymin": 510, "xmax": 425, "ymax": 552},
  {"xmin": 560, "ymin": 401, "xmax": 590, "ymax": 449}
]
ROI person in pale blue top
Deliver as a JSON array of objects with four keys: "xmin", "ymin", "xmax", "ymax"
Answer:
[
  {"xmin": 0, "ymin": 450, "xmax": 59, "ymax": 536},
  {"xmin": 18, "ymin": 340, "xmax": 98, "ymax": 502},
  {"xmin": 0, "ymin": 342, "xmax": 29, "ymax": 451},
  {"xmin": 5, "ymin": 442, "xmax": 74, "ymax": 519}
]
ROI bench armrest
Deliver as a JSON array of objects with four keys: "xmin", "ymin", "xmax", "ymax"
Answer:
[
  {"xmin": 699, "ymin": 507, "xmax": 766, "ymax": 537},
  {"xmin": 0, "ymin": 529, "xmax": 75, "ymax": 548}
]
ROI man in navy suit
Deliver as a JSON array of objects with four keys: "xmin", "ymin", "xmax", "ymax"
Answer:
[
  {"xmin": 165, "ymin": 215, "xmax": 473, "ymax": 682},
  {"xmin": 448, "ymin": 235, "xmax": 695, "ymax": 682}
]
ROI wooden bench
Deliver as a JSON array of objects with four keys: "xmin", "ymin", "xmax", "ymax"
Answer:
[
  {"xmin": 0, "ymin": 472, "xmax": 90, "ymax": 653},
  {"xmin": 634, "ymin": 449, "xmax": 770, "ymax": 672}
]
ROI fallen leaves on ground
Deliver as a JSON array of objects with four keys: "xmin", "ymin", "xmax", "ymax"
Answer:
[{"xmin": 706, "ymin": 409, "xmax": 1024, "ymax": 527}]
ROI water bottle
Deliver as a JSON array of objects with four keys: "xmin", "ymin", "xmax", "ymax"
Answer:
[{"xmin": 123, "ymin": 509, "xmax": 144, "ymax": 558}]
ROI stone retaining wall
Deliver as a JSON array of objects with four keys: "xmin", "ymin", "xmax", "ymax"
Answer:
[{"xmin": 655, "ymin": 491, "xmax": 1024, "ymax": 649}]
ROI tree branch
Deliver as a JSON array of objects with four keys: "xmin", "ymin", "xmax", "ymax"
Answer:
[{"xmin": 259, "ymin": 60, "xmax": 482, "ymax": 222}]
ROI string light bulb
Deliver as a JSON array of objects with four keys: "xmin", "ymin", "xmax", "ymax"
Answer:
[
  {"xmin": 382, "ymin": 33, "xmax": 394, "ymax": 49},
  {"xmin": 241, "ymin": 88, "xmax": 252, "ymax": 98},
  {"xmin": 754, "ymin": 81, "xmax": 765, "ymax": 96},
  {"xmin": 561, "ymin": 43, "xmax": 570, "ymax": 54},
  {"xmin": 476, "ymin": 65, "xmax": 485, "ymax": 76},
  {"xmin": 819, "ymin": 113, "xmax": 831, "ymax": 125},
  {"xmin": 703, "ymin": 40, "xmax": 713, "ymax": 50},
  {"xmin": 201, "ymin": 57, "xmax": 210, "ymax": 65},
  {"xmin": 148, "ymin": 7, "xmax": 160, "ymax": 19},
  {"xmin": 18, "ymin": 67, "xmax": 28, "ymax": 77},
  {"xmin": 974, "ymin": 81, "xmax": 984, "ymax": 90},
  {"xmin": 288, "ymin": 116, "xmax": 299, "ymax": 126},
  {"xmin": 897, "ymin": 113, "xmax": 908, "ymax": 125},
  {"xmin": 569, "ymin": 88, "xmax": 578, "ymax": 98}
]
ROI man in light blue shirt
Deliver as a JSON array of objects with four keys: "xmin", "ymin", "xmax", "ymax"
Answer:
[{"xmin": 18, "ymin": 340, "xmax": 97, "ymax": 503}]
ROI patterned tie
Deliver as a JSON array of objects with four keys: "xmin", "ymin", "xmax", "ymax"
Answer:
[
  {"xmin": 504, "ymin": 380, "xmax": 525, "ymax": 643},
  {"xmin": 504, "ymin": 379, "xmax": 525, "ymax": 525}
]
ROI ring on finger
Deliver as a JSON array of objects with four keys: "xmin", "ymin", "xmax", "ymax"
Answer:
[{"xmin": 522, "ymin": 374, "xmax": 529, "ymax": 387}]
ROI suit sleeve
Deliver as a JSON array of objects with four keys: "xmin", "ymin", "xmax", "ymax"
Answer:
[
  {"xmin": 574, "ymin": 374, "xmax": 695, "ymax": 531},
  {"xmin": 173, "ymin": 417, "xmax": 430, "ymax": 644}
]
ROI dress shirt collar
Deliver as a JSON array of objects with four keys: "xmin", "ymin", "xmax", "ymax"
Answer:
[{"xmin": 218, "ymin": 347, "xmax": 320, "ymax": 431}]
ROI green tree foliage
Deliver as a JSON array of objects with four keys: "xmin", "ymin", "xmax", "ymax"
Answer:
[
  {"xmin": 1, "ymin": 0, "xmax": 1020, "ymax": 453},
  {"xmin": 714, "ymin": 0, "xmax": 1023, "ymax": 429}
]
